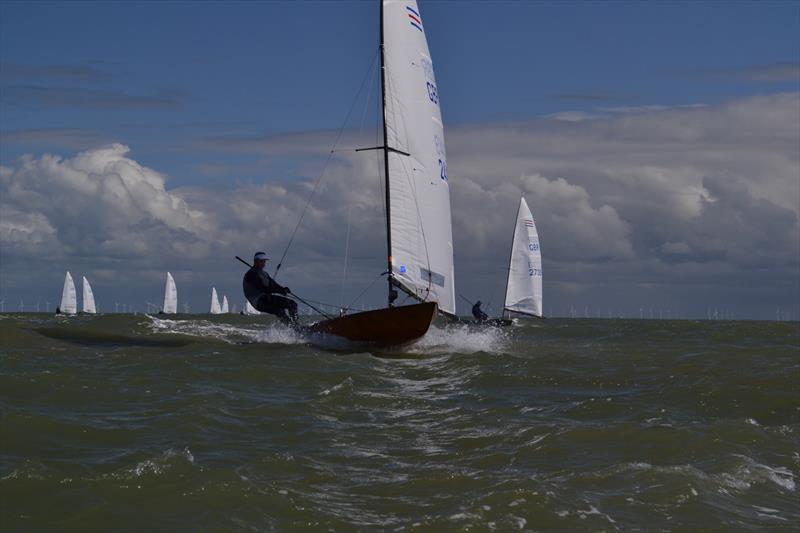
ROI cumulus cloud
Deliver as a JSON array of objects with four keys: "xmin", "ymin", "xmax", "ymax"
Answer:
[
  {"xmin": 1, "ymin": 92, "xmax": 798, "ymax": 317},
  {"xmin": 0, "ymin": 144, "xmax": 210, "ymax": 260}
]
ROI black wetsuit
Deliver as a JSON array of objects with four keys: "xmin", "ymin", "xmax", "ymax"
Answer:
[
  {"xmin": 472, "ymin": 302, "xmax": 489, "ymax": 323},
  {"xmin": 242, "ymin": 267, "xmax": 298, "ymax": 322}
]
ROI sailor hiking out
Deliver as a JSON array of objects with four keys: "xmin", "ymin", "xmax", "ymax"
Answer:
[
  {"xmin": 472, "ymin": 300, "xmax": 489, "ymax": 323},
  {"xmin": 242, "ymin": 251, "xmax": 298, "ymax": 323}
]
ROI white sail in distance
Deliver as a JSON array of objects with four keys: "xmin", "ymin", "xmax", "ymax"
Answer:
[
  {"xmin": 221, "ymin": 295, "xmax": 229, "ymax": 314},
  {"xmin": 504, "ymin": 197, "xmax": 543, "ymax": 317},
  {"xmin": 81, "ymin": 276, "xmax": 97, "ymax": 314},
  {"xmin": 244, "ymin": 300, "xmax": 261, "ymax": 315},
  {"xmin": 210, "ymin": 287, "xmax": 222, "ymax": 314},
  {"xmin": 60, "ymin": 271, "xmax": 77, "ymax": 314},
  {"xmin": 162, "ymin": 272, "xmax": 178, "ymax": 314},
  {"xmin": 382, "ymin": 0, "xmax": 455, "ymax": 315}
]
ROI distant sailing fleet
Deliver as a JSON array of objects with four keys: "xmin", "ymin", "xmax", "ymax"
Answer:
[{"xmin": 55, "ymin": 270, "xmax": 262, "ymax": 316}]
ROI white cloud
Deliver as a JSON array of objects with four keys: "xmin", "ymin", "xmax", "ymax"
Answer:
[{"xmin": 1, "ymin": 93, "xmax": 798, "ymax": 317}]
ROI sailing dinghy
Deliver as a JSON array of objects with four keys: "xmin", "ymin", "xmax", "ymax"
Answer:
[
  {"xmin": 58, "ymin": 271, "xmax": 78, "ymax": 315},
  {"xmin": 210, "ymin": 287, "xmax": 222, "ymax": 314},
  {"xmin": 82, "ymin": 276, "xmax": 97, "ymax": 314},
  {"xmin": 243, "ymin": 300, "xmax": 261, "ymax": 315},
  {"xmin": 307, "ymin": 0, "xmax": 455, "ymax": 345},
  {"xmin": 221, "ymin": 296, "xmax": 230, "ymax": 314},
  {"xmin": 161, "ymin": 272, "xmax": 178, "ymax": 314},
  {"xmin": 484, "ymin": 197, "xmax": 543, "ymax": 326}
]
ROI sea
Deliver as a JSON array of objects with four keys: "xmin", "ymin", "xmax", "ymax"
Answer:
[{"xmin": 1, "ymin": 313, "xmax": 798, "ymax": 532}]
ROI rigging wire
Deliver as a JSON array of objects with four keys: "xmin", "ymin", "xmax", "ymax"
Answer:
[
  {"xmin": 345, "ymin": 270, "xmax": 387, "ymax": 312},
  {"xmin": 272, "ymin": 47, "xmax": 380, "ymax": 279}
]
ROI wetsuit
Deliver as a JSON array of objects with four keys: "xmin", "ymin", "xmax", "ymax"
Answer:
[
  {"xmin": 472, "ymin": 302, "xmax": 489, "ymax": 323},
  {"xmin": 242, "ymin": 267, "xmax": 298, "ymax": 322}
]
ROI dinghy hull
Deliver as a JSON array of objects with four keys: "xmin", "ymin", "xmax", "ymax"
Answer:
[{"xmin": 308, "ymin": 302, "xmax": 437, "ymax": 346}]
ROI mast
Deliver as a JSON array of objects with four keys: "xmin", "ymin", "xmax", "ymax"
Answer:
[
  {"xmin": 500, "ymin": 197, "xmax": 520, "ymax": 319},
  {"xmin": 380, "ymin": 1, "xmax": 395, "ymax": 307}
]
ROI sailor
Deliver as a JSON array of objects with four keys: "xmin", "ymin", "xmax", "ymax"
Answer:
[
  {"xmin": 472, "ymin": 300, "xmax": 489, "ymax": 323},
  {"xmin": 242, "ymin": 251, "xmax": 298, "ymax": 323}
]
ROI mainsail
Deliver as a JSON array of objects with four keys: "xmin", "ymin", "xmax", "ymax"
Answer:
[
  {"xmin": 221, "ymin": 295, "xmax": 229, "ymax": 314},
  {"xmin": 210, "ymin": 287, "xmax": 222, "ymax": 314},
  {"xmin": 503, "ymin": 197, "xmax": 543, "ymax": 317},
  {"xmin": 60, "ymin": 271, "xmax": 77, "ymax": 314},
  {"xmin": 162, "ymin": 272, "xmax": 178, "ymax": 314},
  {"xmin": 382, "ymin": 0, "xmax": 455, "ymax": 315},
  {"xmin": 82, "ymin": 276, "xmax": 97, "ymax": 314}
]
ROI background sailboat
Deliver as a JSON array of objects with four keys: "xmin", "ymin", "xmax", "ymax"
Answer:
[
  {"xmin": 210, "ymin": 287, "xmax": 222, "ymax": 314},
  {"xmin": 162, "ymin": 272, "xmax": 178, "ymax": 314},
  {"xmin": 308, "ymin": 0, "xmax": 453, "ymax": 345},
  {"xmin": 81, "ymin": 276, "xmax": 97, "ymax": 314},
  {"xmin": 221, "ymin": 295, "xmax": 229, "ymax": 314},
  {"xmin": 243, "ymin": 300, "xmax": 261, "ymax": 315},
  {"xmin": 501, "ymin": 196, "xmax": 543, "ymax": 320},
  {"xmin": 59, "ymin": 271, "xmax": 77, "ymax": 315}
]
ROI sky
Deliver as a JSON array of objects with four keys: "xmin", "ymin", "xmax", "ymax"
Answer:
[{"xmin": 1, "ymin": 0, "xmax": 798, "ymax": 319}]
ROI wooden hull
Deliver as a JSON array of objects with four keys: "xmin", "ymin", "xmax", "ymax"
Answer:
[{"xmin": 308, "ymin": 302, "xmax": 437, "ymax": 346}]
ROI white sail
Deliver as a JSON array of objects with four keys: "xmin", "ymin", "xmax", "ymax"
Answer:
[
  {"xmin": 81, "ymin": 276, "xmax": 97, "ymax": 314},
  {"xmin": 60, "ymin": 271, "xmax": 77, "ymax": 314},
  {"xmin": 221, "ymin": 295, "xmax": 229, "ymax": 314},
  {"xmin": 244, "ymin": 300, "xmax": 261, "ymax": 315},
  {"xmin": 503, "ymin": 197, "xmax": 543, "ymax": 317},
  {"xmin": 210, "ymin": 287, "xmax": 222, "ymax": 314},
  {"xmin": 383, "ymin": 0, "xmax": 455, "ymax": 315},
  {"xmin": 162, "ymin": 272, "xmax": 178, "ymax": 314}
]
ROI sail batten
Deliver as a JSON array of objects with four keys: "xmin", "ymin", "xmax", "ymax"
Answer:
[
  {"xmin": 382, "ymin": 0, "xmax": 455, "ymax": 315},
  {"xmin": 503, "ymin": 197, "xmax": 543, "ymax": 317},
  {"xmin": 162, "ymin": 272, "xmax": 178, "ymax": 314}
]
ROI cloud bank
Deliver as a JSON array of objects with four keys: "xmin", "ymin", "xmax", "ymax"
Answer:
[{"xmin": 1, "ymin": 93, "xmax": 798, "ymax": 317}]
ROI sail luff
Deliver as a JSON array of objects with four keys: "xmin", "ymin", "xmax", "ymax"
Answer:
[
  {"xmin": 380, "ymin": 0, "xmax": 394, "ymax": 307},
  {"xmin": 82, "ymin": 276, "xmax": 97, "ymax": 314},
  {"xmin": 60, "ymin": 271, "xmax": 77, "ymax": 314}
]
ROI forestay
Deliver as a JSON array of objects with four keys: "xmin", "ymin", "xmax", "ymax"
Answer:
[
  {"xmin": 60, "ymin": 271, "xmax": 77, "ymax": 315},
  {"xmin": 383, "ymin": 0, "xmax": 455, "ymax": 315},
  {"xmin": 504, "ymin": 197, "xmax": 543, "ymax": 317},
  {"xmin": 162, "ymin": 272, "xmax": 178, "ymax": 314},
  {"xmin": 82, "ymin": 276, "xmax": 97, "ymax": 314}
]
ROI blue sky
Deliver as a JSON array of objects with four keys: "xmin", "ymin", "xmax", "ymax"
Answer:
[{"xmin": 1, "ymin": 1, "xmax": 798, "ymax": 318}]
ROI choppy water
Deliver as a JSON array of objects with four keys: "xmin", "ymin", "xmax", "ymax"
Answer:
[{"xmin": 1, "ymin": 313, "xmax": 798, "ymax": 531}]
